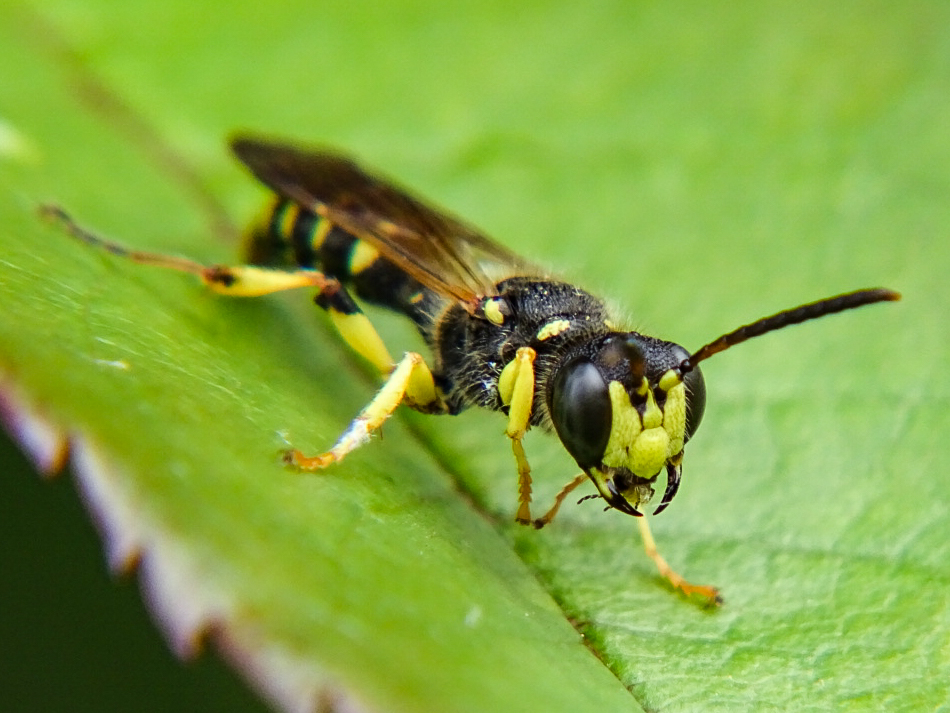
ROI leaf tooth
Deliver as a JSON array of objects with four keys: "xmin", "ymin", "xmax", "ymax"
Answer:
[{"xmin": 0, "ymin": 379, "xmax": 70, "ymax": 475}]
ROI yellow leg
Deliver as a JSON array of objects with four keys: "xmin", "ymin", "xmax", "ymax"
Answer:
[
  {"xmin": 532, "ymin": 473, "xmax": 588, "ymax": 529},
  {"xmin": 512, "ymin": 439, "xmax": 533, "ymax": 524},
  {"xmin": 286, "ymin": 352, "xmax": 444, "ymax": 470},
  {"xmin": 637, "ymin": 517, "xmax": 721, "ymax": 606},
  {"xmin": 41, "ymin": 204, "xmax": 338, "ymax": 296},
  {"xmin": 498, "ymin": 347, "xmax": 537, "ymax": 524},
  {"xmin": 326, "ymin": 309, "xmax": 395, "ymax": 375},
  {"xmin": 201, "ymin": 264, "xmax": 337, "ymax": 296},
  {"xmin": 41, "ymin": 204, "xmax": 403, "ymax": 374}
]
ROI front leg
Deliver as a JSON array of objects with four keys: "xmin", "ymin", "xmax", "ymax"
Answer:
[
  {"xmin": 497, "ymin": 347, "xmax": 538, "ymax": 524},
  {"xmin": 532, "ymin": 473, "xmax": 588, "ymax": 528},
  {"xmin": 637, "ymin": 517, "xmax": 722, "ymax": 606}
]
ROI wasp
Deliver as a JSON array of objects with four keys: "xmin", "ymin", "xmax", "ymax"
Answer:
[{"xmin": 43, "ymin": 137, "xmax": 900, "ymax": 604}]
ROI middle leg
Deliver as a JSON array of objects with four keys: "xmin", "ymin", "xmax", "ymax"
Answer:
[{"xmin": 287, "ymin": 351, "xmax": 445, "ymax": 470}]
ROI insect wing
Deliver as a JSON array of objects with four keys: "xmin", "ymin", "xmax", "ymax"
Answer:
[{"xmin": 231, "ymin": 137, "xmax": 536, "ymax": 302}]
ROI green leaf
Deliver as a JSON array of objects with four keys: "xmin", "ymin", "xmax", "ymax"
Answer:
[{"xmin": 2, "ymin": 1, "xmax": 948, "ymax": 711}]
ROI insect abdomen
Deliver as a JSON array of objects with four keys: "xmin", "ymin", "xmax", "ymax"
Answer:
[{"xmin": 244, "ymin": 199, "xmax": 443, "ymax": 329}]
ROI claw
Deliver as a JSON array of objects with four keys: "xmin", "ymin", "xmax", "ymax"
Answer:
[{"xmin": 652, "ymin": 463, "xmax": 681, "ymax": 515}]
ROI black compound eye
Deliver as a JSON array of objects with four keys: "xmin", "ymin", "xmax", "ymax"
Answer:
[
  {"xmin": 549, "ymin": 358, "xmax": 612, "ymax": 469},
  {"xmin": 669, "ymin": 344, "xmax": 706, "ymax": 442},
  {"xmin": 683, "ymin": 365, "xmax": 706, "ymax": 441}
]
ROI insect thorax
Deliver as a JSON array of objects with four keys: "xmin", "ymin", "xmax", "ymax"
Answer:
[{"xmin": 431, "ymin": 277, "xmax": 615, "ymax": 422}]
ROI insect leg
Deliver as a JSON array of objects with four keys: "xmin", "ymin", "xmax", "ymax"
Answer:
[
  {"xmin": 41, "ymin": 204, "xmax": 338, "ymax": 296},
  {"xmin": 498, "ymin": 347, "xmax": 538, "ymax": 524},
  {"xmin": 43, "ymin": 204, "xmax": 400, "ymax": 374},
  {"xmin": 312, "ymin": 284, "xmax": 450, "ymax": 410},
  {"xmin": 313, "ymin": 284, "xmax": 397, "ymax": 375},
  {"xmin": 286, "ymin": 351, "xmax": 444, "ymax": 469},
  {"xmin": 532, "ymin": 473, "xmax": 588, "ymax": 529},
  {"xmin": 636, "ymin": 517, "xmax": 722, "ymax": 606}
]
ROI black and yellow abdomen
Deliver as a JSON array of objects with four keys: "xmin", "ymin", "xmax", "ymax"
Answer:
[{"xmin": 244, "ymin": 198, "xmax": 445, "ymax": 334}]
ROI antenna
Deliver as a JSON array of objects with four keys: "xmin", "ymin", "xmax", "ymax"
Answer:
[{"xmin": 679, "ymin": 288, "xmax": 901, "ymax": 374}]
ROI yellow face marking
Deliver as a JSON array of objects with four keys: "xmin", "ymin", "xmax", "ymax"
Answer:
[
  {"xmin": 601, "ymin": 379, "xmax": 678, "ymax": 477},
  {"xmin": 483, "ymin": 298, "xmax": 506, "ymax": 326},
  {"xmin": 662, "ymin": 379, "xmax": 687, "ymax": 456},
  {"xmin": 629, "ymin": 428, "xmax": 670, "ymax": 476},
  {"xmin": 635, "ymin": 378, "xmax": 650, "ymax": 398},
  {"xmin": 536, "ymin": 319, "xmax": 571, "ymax": 341},
  {"xmin": 349, "ymin": 241, "xmax": 380, "ymax": 275},
  {"xmin": 602, "ymin": 381, "xmax": 642, "ymax": 469},
  {"xmin": 641, "ymin": 386, "xmax": 663, "ymax": 429},
  {"xmin": 658, "ymin": 368, "xmax": 682, "ymax": 393}
]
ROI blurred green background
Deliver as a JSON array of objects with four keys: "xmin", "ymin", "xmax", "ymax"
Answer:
[{"xmin": 1, "ymin": 1, "xmax": 948, "ymax": 711}]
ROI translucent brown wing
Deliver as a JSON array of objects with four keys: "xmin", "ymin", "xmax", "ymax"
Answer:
[{"xmin": 231, "ymin": 136, "xmax": 538, "ymax": 302}]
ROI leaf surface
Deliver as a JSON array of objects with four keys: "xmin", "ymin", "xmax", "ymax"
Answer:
[{"xmin": 1, "ymin": 1, "xmax": 948, "ymax": 711}]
